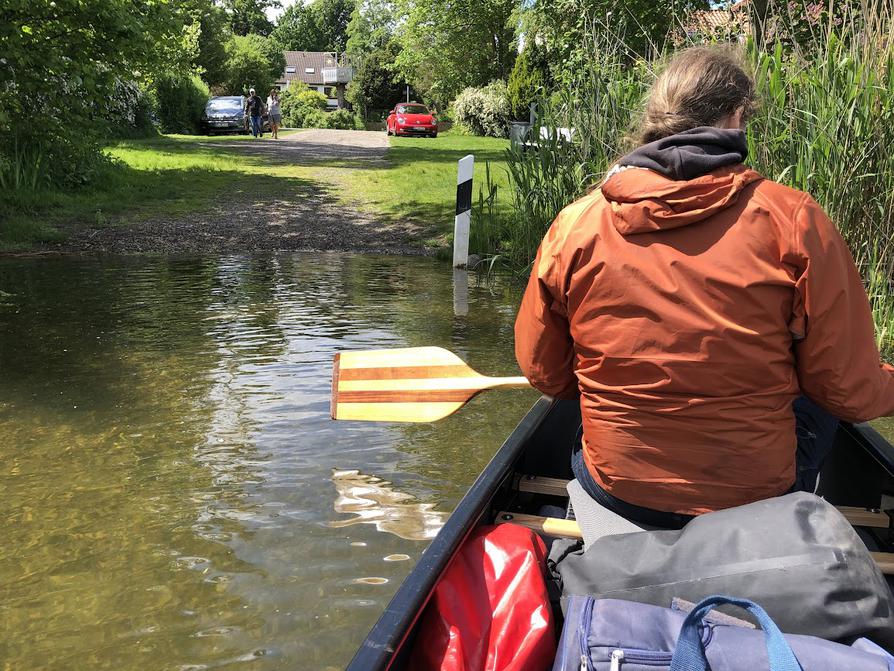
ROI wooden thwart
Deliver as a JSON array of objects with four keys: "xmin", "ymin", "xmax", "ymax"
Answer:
[
  {"xmin": 331, "ymin": 347, "xmax": 530, "ymax": 422},
  {"xmin": 515, "ymin": 474, "xmax": 892, "ymax": 530},
  {"xmin": 495, "ymin": 511, "xmax": 894, "ymax": 575}
]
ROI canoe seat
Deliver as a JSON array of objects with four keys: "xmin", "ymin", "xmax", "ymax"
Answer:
[
  {"xmin": 516, "ymin": 474, "xmax": 891, "ymax": 530},
  {"xmin": 566, "ymin": 478, "xmax": 651, "ymax": 548},
  {"xmin": 495, "ymin": 510, "xmax": 894, "ymax": 575}
]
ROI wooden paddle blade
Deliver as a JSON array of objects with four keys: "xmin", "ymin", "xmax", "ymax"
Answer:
[{"xmin": 331, "ymin": 347, "xmax": 527, "ymax": 423}]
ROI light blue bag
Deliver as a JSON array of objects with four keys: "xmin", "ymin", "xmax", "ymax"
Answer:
[{"xmin": 552, "ymin": 594, "xmax": 894, "ymax": 671}]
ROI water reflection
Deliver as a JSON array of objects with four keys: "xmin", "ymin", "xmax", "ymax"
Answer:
[
  {"xmin": 329, "ymin": 469, "xmax": 449, "ymax": 540},
  {"xmin": 0, "ymin": 253, "xmax": 535, "ymax": 671}
]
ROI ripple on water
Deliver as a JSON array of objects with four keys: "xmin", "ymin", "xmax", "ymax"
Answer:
[
  {"xmin": 328, "ymin": 469, "xmax": 449, "ymax": 541},
  {"xmin": 352, "ymin": 577, "xmax": 389, "ymax": 585}
]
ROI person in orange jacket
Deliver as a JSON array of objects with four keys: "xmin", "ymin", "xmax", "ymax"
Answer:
[{"xmin": 514, "ymin": 47, "xmax": 894, "ymax": 528}]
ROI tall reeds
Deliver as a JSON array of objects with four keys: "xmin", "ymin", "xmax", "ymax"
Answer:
[{"xmin": 496, "ymin": 2, "xmax": 894, "ymax": 358}]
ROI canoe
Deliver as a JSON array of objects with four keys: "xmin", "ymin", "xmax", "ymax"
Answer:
[{"xmin": 345, "ymin": 398, "xmax": 894, "ymax": 671}]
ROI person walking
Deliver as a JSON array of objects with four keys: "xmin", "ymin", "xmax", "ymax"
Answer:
[
  {"xmin": 514, "ymin": 46, "xmax": 894, "ymax": 528},
  {"xmin": 267, "ymin": 88, "xmax": 282, "ymax": 139},
  {"xmin": 246, "ymin": 87, "xmax": 265, "ymax": 139}
]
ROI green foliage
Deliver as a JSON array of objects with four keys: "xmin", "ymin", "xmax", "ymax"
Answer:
[
  {"xmin": 452, "ymin": 81, "xmax": 511, "ymax": 138},
  {"xmin": 507, "ymin": 49, "xmax": 546, "ymax": 121},
  {"xmin": 107, "ymin": 80, "xmax": 158, "ymax": 139},
  {"xmin": 270, "ymin": 0, "xmax": 355, "ymax": 51},
  {"xmin": 0, "ymin": 0, "xmax": 194, "ymax": 204},
  {"xmin": 222, "ymin": 33, "xmax": 285, "ymax": 95},
  {"xmin": 302, "ymin": 110, "xmax": 331, "ymax": 128},
  {"xmin": 325, "ymin": 109, "xmax": 365, "ymax": 129},
  {"xmin": 281, "ymin": 88, "xmax": 329, "ymax": 127},
  {"xmin": 519, "ymin": 0, "xmax": 706, "ymax": 83},
  {"xmin": 195, "ymin": 5, "xmax": 233, "ymax": 88},
  {"xmin": 270, "ymin": 2, "xmax": 322, "ymax": 50},
  {"xmin": 393, "ymin": 0, "xmax": 517, "ymax": 108},
  {"xmin": 153, "ymin": 75, "xmax": 211, "ymax": 134},
  {"xmin": 225, "ymin": 0, "xmax": 277, "ymax": 36},
  {"xmin": 346, "ymin": 0, "xmax": 397, "ymax": 57},
  {"xmin": 346, "ymin": 42, "xmax": 406, "ymax": 119}
]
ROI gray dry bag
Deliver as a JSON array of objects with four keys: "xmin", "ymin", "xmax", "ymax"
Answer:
[{"xmin": 555, "ymin": 492, "xmax": 894, "ymax": 648}]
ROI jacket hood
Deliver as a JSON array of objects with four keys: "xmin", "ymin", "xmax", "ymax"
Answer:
[{"xmin": 601, "ymin": 127, "xmax": 763, "ymax": 235}]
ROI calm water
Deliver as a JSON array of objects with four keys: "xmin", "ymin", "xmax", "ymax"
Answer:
[
  {"xmin": 2, "ymin": 254, "xmax": 892, "ymax": 671},
  {"xmin": 0, "ymin": 254, "xmax": 538, "ymax": 670}
]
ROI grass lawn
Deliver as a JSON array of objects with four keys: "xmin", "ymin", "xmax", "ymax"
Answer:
[
  {"xmin": 0, "ymin": 129, "xmax": 511, "ymax": 253},
  {"xmin": 335, "ymin": 132, "xmax": 512, "ymax": 248},
  {"xmin": 0, "ymin": 132, "xmax": 315, "ymax": 251}
]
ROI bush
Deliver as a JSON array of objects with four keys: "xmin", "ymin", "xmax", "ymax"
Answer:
[
  {"xmin": 153, "ymin": 74, "xmax": 209, "ymax": 134},
  {"xmin": 452, "ymin": 81, "xmax": 510, "ymax": 138},
  {"xmin": 281, "ymin": 88, "xmax": 328, "ymax": 127},
  {"xmin": 107, "ymin": 80, "xmax": 157, "ymax": 138},
  {"xmin": 301, "ymin": 110, "xmax": 330, "ymax": 129},
  {"xmin": 325, "ymin": 109, "xmax": 364, "ymax": 130}
]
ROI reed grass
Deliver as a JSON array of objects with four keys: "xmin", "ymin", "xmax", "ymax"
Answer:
[{"xmin": 494, "ymin": 2, "xmax": 894, "ymax": 358}]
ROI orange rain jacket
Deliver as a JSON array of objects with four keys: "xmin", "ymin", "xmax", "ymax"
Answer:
[{"xmin": 515, "ymin": 162, "xmax": 894, "ymax": 515}]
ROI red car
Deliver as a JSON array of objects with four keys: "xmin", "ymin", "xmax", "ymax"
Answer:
[{"xmin": 386, "ymin": 102, "xmax": 438, "ymax": 138}]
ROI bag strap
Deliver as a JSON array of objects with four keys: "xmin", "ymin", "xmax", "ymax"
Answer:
[{"xmin": 669, "ymin": 595, "xmax": 802, "ymax": 671}]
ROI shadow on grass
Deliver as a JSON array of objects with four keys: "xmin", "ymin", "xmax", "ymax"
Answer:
[
  {"xmin": 121, "ymin": 134, "xmax": 509, "ymax": 170},
  {"xmin": 123, "ymin": 135, "xmax": 388, "ymax": 171}
]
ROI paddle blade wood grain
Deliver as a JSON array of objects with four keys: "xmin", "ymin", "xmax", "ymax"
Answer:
[{"xmin": 331, "ymin": 347, "xmax": 531, "ymax": 422}]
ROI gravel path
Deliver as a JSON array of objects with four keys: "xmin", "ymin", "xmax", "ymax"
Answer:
[{"xmin": 57, "ymin": 130, "xmax": 430, "ymax": 256}]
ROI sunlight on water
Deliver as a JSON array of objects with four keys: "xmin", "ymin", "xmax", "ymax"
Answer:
[
  {"xmin": 328, "ymin": 469, "xmax": 450, "ymax": 541},
  {"xmin": 0, "ymin": 253, "xmax": 536, "ymax": 671}
]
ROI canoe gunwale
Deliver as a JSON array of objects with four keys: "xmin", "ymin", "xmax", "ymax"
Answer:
[
  {"xmin": 847, "ymin": 422, "xmax": 894, "ymax": 475},
  {"xmin": 344, "ymin": 396, "xmax": 556, "ymax": 671}
]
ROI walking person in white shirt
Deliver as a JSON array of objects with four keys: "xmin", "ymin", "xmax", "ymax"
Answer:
[{"xmin": 267, "ymin": 89, "xmax": 282, "ymax": 139}]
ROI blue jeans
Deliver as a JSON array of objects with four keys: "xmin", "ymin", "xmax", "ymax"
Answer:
[
  {"xmin": 250, "ymin": 115, "xmax": 262, "ymax": 137},
  {"xmin": 571, "ymin": 396, "xmax": 840, "ymax": 530}
]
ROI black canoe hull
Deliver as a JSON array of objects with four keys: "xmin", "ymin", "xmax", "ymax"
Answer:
[{"xmin": 346, "ymin": 398, "xmax": 894, "ymax": 671}]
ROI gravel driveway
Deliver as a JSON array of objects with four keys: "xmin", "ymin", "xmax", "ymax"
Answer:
[{"xmin": 58, "ymin": 130, "xmax": 429, "ymax": 256}]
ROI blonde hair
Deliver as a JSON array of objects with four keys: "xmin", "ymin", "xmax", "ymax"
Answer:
[{"xmin": 634, "ymin": 46, "xmax": 757, "ymax": 145}]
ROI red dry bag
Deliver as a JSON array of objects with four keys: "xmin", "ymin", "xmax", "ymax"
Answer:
[{"xmin": 408, "ymin": 523, "xmax": 556, "ymax": 671}]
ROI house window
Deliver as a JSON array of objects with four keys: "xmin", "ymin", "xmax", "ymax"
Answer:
[
  {"xmin": 285, "ymin": 66, "xmax": 296, "ymax": 73},
  {"xmin": 305, "ymin": 67, "xmax": 315, "ymax": 74}
]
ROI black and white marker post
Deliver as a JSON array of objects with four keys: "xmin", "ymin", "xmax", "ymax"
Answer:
[
  {"xmin": 453, "ymin": 154, "xmax": 474, "ymax": 268},
  {"xmin": 452, "ymin": 154, "xmax": 474, "ymax": 316}
]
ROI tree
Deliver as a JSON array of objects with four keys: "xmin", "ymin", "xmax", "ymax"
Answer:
[
  {"xmin": 270, "ymin": 0, "xmax": 355, "ymax": 52},
  {"xmin": 346, "ymin": 0, "xmax": 398, "ymax": 57},
  {"xmin": 0, "ymin": 0, "xmax": 193, "ymax": 187},
  {"xmin": 346, "ymin": 42, "xmax": 406, "ymax": 119},
  {"xmin": 507, "ymin": 48, "xmax": 546, "ymax": 121},
  {"xmin": 270, "ymin": 2, "xmax": 323, "ymax": 50},
  {"xmin": 393, "ymin": 0, "xmax": 517, "ymax": 108},
  {"xmin": 223, "ymin": 34, "xmax": 285, "ymax": 95},
  {"xmin": 195, "ymin": 4, "xmax": 233, "ymax": 88},
  {"xmin": 312, "ymin": 0, "xmax": 356, "ymax": 53},
  {"xmin": 225, "ymin": 0, "xmax": 279, "ymax": 37},
  {"xmin": 519, "ymin": 0, "xmax": 707, "ymax": 82}
]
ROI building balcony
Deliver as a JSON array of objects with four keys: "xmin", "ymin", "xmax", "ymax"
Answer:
[{"xmin": 322, "ymin": 67, "xmax": 353, "ymax": 84}]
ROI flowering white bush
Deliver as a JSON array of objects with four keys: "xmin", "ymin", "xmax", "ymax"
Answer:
[{"xmin": 452, "ymin": 81, "xmax": 510, "ymax": 138}]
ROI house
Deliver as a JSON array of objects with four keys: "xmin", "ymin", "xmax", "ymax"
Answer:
[
  {"xmin": 276, "ymin": 51, "xmax": 354, "ymax": 109},
  {"xmin": 680, "ymin": 1, "xmax": 751, "ymax": 43}
]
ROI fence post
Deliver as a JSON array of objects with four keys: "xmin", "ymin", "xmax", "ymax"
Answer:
[{"xmin": 453, "ymin": 154, "xmax": 474, "ymax": 268}]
